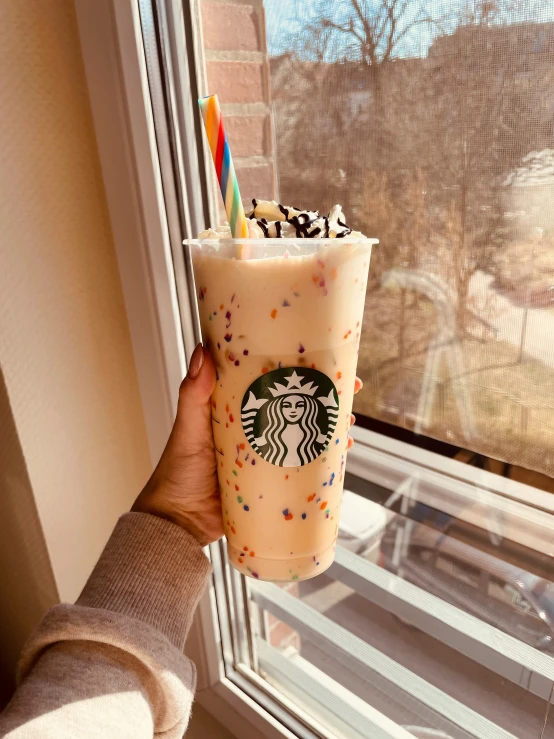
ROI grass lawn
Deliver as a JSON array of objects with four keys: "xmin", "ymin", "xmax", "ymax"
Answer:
[{"xmin": 354, "ymin": 288, "xmax": 554, "ymax": 482}]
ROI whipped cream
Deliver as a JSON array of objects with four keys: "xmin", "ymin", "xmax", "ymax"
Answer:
[{"xmin": 199, "ymin": 200, "xmax": 365, "ymax": 239}]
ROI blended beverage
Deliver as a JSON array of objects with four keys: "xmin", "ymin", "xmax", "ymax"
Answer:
[{"xmin": 188, "ymin": 200, "xmax": 375, "ymax": 582}]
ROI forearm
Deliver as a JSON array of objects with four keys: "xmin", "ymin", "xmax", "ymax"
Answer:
[
  {"xmin": 0, "ymin": 513, "xmax": 211, "ymax": 739},
  {"xmin": 0, "ymin": 642, "xmax": 158, "ymax": 739}
]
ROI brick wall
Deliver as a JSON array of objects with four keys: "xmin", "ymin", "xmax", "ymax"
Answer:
[
  {"xmin": 201, "ymin": 0, "xmax": 277, "ymax": 205},
  {"xmin": 265, "ymin": 582, "xmax": 300, "ymax": 652}
]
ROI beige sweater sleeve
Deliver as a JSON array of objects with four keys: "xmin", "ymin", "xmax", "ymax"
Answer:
[{"xmin": 0, "ymin": 512, "xmax": 212, "ymax": 739}]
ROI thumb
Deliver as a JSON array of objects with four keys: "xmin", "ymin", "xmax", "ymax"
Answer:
[{"xmin": 174, "ymin": 344, "xmax": 216, "ymax": 446}]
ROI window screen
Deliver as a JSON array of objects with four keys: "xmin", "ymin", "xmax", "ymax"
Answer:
[{"xmin": 264, "ymin": 0, "xmax": 554, "ymax": 479}]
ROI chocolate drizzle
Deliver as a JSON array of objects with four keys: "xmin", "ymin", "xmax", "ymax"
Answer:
[
  {"xmin": 257, "ymin": 219, "xmax": 269, "ymax": 237},
  {"xmin": 289, "ymin": 215, "xmax": 321, "ymax": 238},
  {"xmin": 242, "ymin": 200, "xmax": 360, "ymax": 239}
]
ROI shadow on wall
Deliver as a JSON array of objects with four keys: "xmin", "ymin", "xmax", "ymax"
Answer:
[{"xmin": 0, "ymin": 367, "xmax": 58, "ymax": 709}]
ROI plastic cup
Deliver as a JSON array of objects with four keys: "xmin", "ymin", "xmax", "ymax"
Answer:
[{"xmin": 185, "ymin": 237, "xmax": 376, "ymax": 582}]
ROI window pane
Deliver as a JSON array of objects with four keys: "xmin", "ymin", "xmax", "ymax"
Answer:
[
  {"xmin": 193, "ymin": 1, "xmax": 554, "ymax": 738},
  {"xmin": 252, "ymin": 482, "xmax": 554, "ymax": 738},
  {"xmin": 261, "ymin": 0, "xmax": 554, "ymax": 479}
]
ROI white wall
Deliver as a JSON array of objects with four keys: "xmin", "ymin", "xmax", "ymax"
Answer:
[{"xmin": 0, "ymin": 0, "xmax": 151, "ymax": 702}]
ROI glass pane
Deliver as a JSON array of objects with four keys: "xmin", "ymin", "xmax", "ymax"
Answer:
[
  {"xmin": 371, "ymin": 499, "xmax": 553, "ymax": 736},
  {"xmin": 253, "ymin": 484, "xmax": 554, "ymax": 738},
  {"xmin": 261, "ymin": 0, "xmax": 554, "ymax": 479},
  {"xmin": 544, "ymin": 706, "xmax": 554, "ymax": 739},
  {"xmin": 194, "ymin": 1, "xmax": 554, "ymax": 737}
]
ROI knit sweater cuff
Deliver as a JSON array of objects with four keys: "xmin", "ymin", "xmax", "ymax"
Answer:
[{"xmin": 76, "ymin": 512, "xmax": 211, "ymax": 650}]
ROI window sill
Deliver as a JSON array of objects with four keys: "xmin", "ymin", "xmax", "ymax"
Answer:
[{"xmin": 348, "ymin": 425, "xmax": 554, "ymax": 558}]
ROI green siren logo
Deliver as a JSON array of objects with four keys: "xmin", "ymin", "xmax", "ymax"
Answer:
[{"xmin": 241, "ymin": 367, "xmax": 339, "ymax": 467}]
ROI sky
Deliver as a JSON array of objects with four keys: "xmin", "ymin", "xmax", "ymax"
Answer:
[{"xmin": 263, "ymin": 0, "xmax": 554, "ymax": 60}]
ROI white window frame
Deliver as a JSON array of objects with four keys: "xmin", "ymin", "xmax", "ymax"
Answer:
[
  {"xmin": 75, "ymin": 3, "xmax": 317, "ymax": 737},
  {"xmin": 75, "ymin": 2, "xmax": 554, "ymax": 737}
]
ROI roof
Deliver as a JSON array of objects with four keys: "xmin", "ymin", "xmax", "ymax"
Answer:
[{"xmin": 503, "ymin": 149, "xmax": 554, "ymax": 188}]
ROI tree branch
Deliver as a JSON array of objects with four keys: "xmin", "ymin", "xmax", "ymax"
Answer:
[
  {"xmin": 352, "ymin": 0, "xmax": 370, "ymax": 34},
  {"xmin": 321, "ymin": 16, "xmax": 365, "ymax": 48},
  {"xmin": 385, "ymin": 6, "xmax": 397, "ymax": 59},
  {"xmin": 351, "ymin": 0, "xmax": 380, "ymax": 64},
  {"xmin": 317, "ymin": 0, "xmax": 431, "ymax": 66},
  {"xmin": 390, "ymin": 15, "xmax": 433, "ymax": 51}
]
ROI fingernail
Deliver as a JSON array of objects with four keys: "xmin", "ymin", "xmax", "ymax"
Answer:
[{"xmin": 188, "ymin": 343, "xmax": 204, "ymax": 379}]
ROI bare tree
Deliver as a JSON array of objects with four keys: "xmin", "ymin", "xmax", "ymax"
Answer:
[
  {"xmin": 271, "ymin": 0, "xmax": 554, "ymax": 471},
  {"xmin": 308, "ymin": 0, "xmax": 432, "ymax": 66},
  {"xmin": 303, "ymin": 0, "xmax": 433, "ymax": 159}
]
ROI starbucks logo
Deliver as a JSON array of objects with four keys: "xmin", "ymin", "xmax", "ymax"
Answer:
[{"xmin": 241, "ymin": 367, "xmax": 339, "ymax": 467}]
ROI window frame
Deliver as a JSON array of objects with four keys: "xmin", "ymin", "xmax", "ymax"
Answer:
[
  {"xmin": 76, "ymin": 1, "xmax": 554, "ymax": 737},
  {"xmin": 75, "ymin": 2, "xmax": 324, "ymax": 737}
]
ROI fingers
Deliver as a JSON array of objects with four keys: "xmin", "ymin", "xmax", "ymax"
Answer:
[
  {"xmin": 173, "ymin": 344, "xmax": 216, "ymax": 446},
  {"xmin": 349, "ymin": 379, "xmax": 361, "ymax": 447},
  {"xmin": 180, "ymin": 344, "xmax": 216, "ymax": 405}
]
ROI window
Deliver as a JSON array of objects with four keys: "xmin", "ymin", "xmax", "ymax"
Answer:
[
  {"xmin": 263, "ymin": 2, "xmax": 554, "ymax": 486},
  {"xmin": 86, "ymin": 1, "xmax": 554, "ymax": 738},
  {"xmin": 487, "ymin": 575, "xmax": 551, "ymax": 646},
  {"xmin": 435, "ymin": 555, "xmax": 481, "ymax": 589}
]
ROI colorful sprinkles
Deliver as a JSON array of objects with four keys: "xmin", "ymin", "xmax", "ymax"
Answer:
[{"xmin": 196, "ymin": 238, "xmax": 370, "ymax": 581}]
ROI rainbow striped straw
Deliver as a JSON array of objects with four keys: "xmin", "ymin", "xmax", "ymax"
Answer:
[{"xmin": 199, "ymin": 94, "xmax": 249, "ymax": 239}]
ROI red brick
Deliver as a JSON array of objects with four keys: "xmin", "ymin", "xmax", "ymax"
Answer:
[
  {"xmin": 281, "ymin": 582, "xmax": 300, "ymax": 596},
  {"xmin": 202, "ymin": 3, "xmax": 261, "ymax": 51},
  {"xmin": 225, "ymin": 115, "xmax": 268, "ymax": 157},
  {"xmin": 287, "ymin": 633, "xmax": 301, "ymax": 652},
  {"xmin": 206, "ymin": 61, "xmax": 265, "ymax": 104},
  {"xmin": 268, "ymin": 619, "xmax": 300, "ymax": 649},
  {"xmin": 235, "ymin": 162, "xmax": 275, "ymax": 201},
  {"xmin": 267, "ymin": 612, "xmax": 280, "ymax": 629}
]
